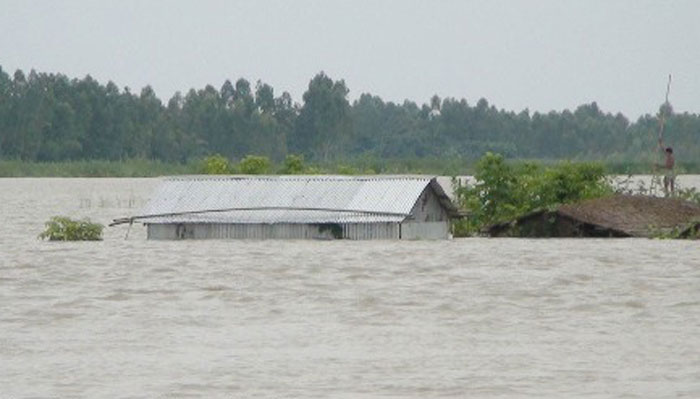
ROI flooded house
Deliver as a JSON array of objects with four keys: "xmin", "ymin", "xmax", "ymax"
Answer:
[
  {"xmin": 114, "ymin": 175, "xmax": 459, "ymax": 240},
  {"xmin": 487, "ymin": 194, "xmax": 700, "ymax": 238}
]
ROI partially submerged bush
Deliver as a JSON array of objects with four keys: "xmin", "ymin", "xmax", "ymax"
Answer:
[
  {"xmin": 39, "ymin": 216, "xmax": 104, "ymax": 241},
  {"xmin": 453, "ymin": 152, "xmax": 613, "ymax": 236}
]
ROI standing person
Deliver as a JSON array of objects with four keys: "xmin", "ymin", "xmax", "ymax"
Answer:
[{"xmin": 658, "ymin": 138, "xmax": 675, "ymax": 196}]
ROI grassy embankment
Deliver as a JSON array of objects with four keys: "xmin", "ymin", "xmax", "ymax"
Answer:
[
  {"xmin": 0, "ymin": 156, "xmax": 473, "ymax": 177},
  {"xmin": 0, "ymin": 159, "xmax": 196, "ymax": 177},
  {"xmin": 3, "ymin": 157, "xmax": 697, "ymax": 178}
]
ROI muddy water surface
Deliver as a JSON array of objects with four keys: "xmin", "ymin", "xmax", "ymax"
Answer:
[{"xmin": 1, "ymin": 178, "xmax": 699, "ymax": 398}]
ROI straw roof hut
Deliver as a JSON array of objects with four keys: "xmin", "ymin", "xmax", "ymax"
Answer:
[{"xmin": 487, "ymin": 195, "xmax": 700, "ymax": 238}]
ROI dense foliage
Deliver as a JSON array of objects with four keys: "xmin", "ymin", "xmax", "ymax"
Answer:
[
  {"xmin": 1, "ymin": 66, "xmax": 698, "ymax": 168},
  {"xmin": 199, "ymin": 154, "xmax": 234, "ymax": 174},
  {"xmin": 453, "ymin": 153, "xmax": 613, "ymax": 236},
  {"xmin": 39, "ymin": 216, "xmax": 104, "ymax": 241},
  {"xmin": 238, "ymin": 155, "xmax": 272, "ymax": 175},
  {"xmin": 197, "ymin": 153, "xmax": 319, "ymax": 175}
]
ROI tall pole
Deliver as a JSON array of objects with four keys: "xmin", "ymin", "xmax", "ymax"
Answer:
[
  {"xmin": 657, "ymin": 74, "xmax": 672, "ymax": 144},
  {"xmin": 650, "ymin": 74, "xmax": 671, "ymax": 194}
]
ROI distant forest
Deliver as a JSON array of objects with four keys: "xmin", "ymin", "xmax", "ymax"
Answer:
[{"xmin": 1, "ymin": 66, "xmax": 698, "ymax": 166}]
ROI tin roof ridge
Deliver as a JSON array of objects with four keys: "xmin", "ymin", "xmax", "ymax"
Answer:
[{"xmin": 163, "ymin": 174, "xmax": 437, "ymax": 181}]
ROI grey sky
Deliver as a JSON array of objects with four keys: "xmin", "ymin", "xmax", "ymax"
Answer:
[{"xmin": 1, "ymin": 0, "xmax": 697, "ymax": 119}]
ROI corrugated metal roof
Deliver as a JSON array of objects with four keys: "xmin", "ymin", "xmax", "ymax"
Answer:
[
  {"xmin": 143, "ymin": 210, "xmax": 406, "ymax": 224},
  {"xmin": 124, "ymin": 175, "xmax": 454, "ymax": 225}
]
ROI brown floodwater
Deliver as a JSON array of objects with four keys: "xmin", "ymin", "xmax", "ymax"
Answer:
[{"xmin": 1, "ymin": 178, "xmax": 699, "ymax": 398}]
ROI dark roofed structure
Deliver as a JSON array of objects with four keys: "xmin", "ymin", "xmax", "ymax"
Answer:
[{"xmin": 488, "ymin": 195, "xmax": 700, "ymax": 238}]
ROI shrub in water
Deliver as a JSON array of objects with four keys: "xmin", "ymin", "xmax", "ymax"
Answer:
[
  {"xmin": 39, "ymin": 216, "xmax": 104, "ymax": 241},
  {"xmin": 453, "ymin": 152, "xmax": 613, "ymax": 236}
]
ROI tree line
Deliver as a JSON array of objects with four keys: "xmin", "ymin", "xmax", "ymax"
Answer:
[{"xmin": 1, "ymin": 65, "xmax": 698, "ymax": 166}]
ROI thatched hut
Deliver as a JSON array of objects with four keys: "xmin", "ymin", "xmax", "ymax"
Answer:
[{"xmin": 488, "ymin": 195, "xmax": 700, "ymax": 238}]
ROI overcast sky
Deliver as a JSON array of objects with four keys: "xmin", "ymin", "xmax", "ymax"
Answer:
[{"xmin": 1, "ymin": 0, "xmax": 697, "ymax": 119}]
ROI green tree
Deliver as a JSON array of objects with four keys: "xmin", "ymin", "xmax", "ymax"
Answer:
[
  {"xmin": 255, "ymin": 81, "xmax": 275, "ymax": 113},
  {"xmin": 292, "ymin": 72, "xmax": 352, "ymax": 161}
]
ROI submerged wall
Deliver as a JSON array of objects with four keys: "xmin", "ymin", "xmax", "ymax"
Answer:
[
  {"xmin": 401, "ymin": 222, "xmax": 449, "ymax": 239},
  {"xmin": 147, "ymin": 221, "xmax": 450, "ymax": 240},
  {"xmin": 147, "ymin": 222, "xmax": 399, "ymax": 240}
]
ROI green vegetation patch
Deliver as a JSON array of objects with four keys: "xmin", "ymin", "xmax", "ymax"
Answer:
[
  {"xmin": 199, "ymin": 154, "xmax": 234, "ymax": 174},
  {"xmin": 0, "ymin": 159, "xmax": 195, "ymax": 177},
  {"xmin": 39, "ymin": 216, "xmax": 104, "ymax": 241},
  {"xmin": 453, "ymin": 152, "xmax": 613, "ymax": 236}
]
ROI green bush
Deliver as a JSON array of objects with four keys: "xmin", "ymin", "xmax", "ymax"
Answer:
[
  {"xmin": 39, "ymin": 216, "xmax": 104, "ymax": 241},
  {"xmin": 453, "ymin": 152, "xmax": 613, "ymax": 236},
  {"xmin": 280, "ymin": 154, "xmax": 307, "ymax": 174},
  {"xmin": 238, "ymin": 155, "xmax": 271, "ymax": 174},
  {"xmin": 200, "ymin": 154, "xmax": 233, "ymax": 174}
]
